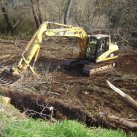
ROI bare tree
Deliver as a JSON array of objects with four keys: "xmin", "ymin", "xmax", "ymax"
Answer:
[
  {"xmin": 30, "ymin": 0, "xmax": 39, "ymax": 28},
  {"xmin": 30, "ymin": 0, "xmax": 43, "ymax": 28},
  {"xmin": 1, "ymin": 0, "xmax": 20, "ymax": 34},
  {"xmin": 64, "ymin": 0, "xmax": 73, "ymax": 24},
  {"xmin": 93, "ymin": 0, "xmax": 137, "ymax": 47},
  {"xmin": 36, "ymin": 0, "xmax": 42, "ymax": 24}
]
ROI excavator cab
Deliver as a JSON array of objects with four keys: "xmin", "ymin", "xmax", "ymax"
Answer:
[
  {"xmin": 86, "ymin": 34, "xmax": 118, "ymax": 63},
  {"xmin": 83, "ymin": 34, "xmax": 118, "ymax": 76}
]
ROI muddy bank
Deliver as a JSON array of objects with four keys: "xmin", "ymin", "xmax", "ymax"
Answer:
[{"xmin": 3, "ymin": 91, "xmax": 136, "ymax": 132}]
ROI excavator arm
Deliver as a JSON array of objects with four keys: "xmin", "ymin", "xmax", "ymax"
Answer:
[
  {"xmin": 16, "ymin": 22, "xmax": 88, "ymax": 75},
  {"xmin": 0, "ymin": 22, "xmax": 88, "ymax": 84}
]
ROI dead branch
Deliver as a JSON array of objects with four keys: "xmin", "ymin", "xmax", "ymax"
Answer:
[
  {"xmin": 23, "ymin": 101, "xmax": 57, "ymax": 122},
  {"xmin": 107, "ymin": 80, "xmax": 137, "ymax": 111},
  {"xmin": 0, "ymin": 55, "xmax": 10, "ymax": 60},
  {"xmin": 0, "ymin": 39, "xmax": 27, "ymax": 47},
  {"xmin": 13, "ymin": 19, "xmax": 20, "ymax": 30}
]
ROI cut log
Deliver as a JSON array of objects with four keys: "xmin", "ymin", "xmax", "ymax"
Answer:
[{"xmin": 107, "ymin": 80, "xmax": 137, "ymax": 111}]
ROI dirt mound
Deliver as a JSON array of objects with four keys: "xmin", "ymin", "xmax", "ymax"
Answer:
[{"xmin": 117, "ymin": 54, "xmax": 137, "ymax": 75}]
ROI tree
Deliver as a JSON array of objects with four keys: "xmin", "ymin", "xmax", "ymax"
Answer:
[
  {"xmin": 93, "ymin": 0, "xmax": 137, "ymax": 47},
  {"xmin": 36, "ymin": 0, "xmax": 42, "ymax": 24},
  {"xmin": 1, "ymin": 0, "xmax": 20, "ymax": 34},
  {"xmin": 64, "ymin": 0, "xmax": 73, "ymax": 24},
  {"xmin": 30, "ymin": 0, "xmax": 43, "ymax": 28}
]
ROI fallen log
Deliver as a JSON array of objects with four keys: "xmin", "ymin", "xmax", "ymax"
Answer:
[
  {"xmin": 107, "ymin": 80, "xmax": 137, "ymax": 111},
  {"xmin": 99, "ymin": 112, "xmax": 137, "ymax": 131}
]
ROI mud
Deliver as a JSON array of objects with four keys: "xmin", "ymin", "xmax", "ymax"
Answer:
[
  {"xmin": 117, "ymin": 54, "xmax": 137, "ymax": 75},
  {"xmin": 0, "ymin": 39, "xmax": 137, "ymax": 131},
  {"xmin": 5, "ymin": 91, "xmax": 136, "ymax": 132}
]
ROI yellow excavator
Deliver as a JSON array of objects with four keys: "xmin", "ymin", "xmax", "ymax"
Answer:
[{"xmin": 0, "ymin": 21, "xmax": 119, "ymax": 84}]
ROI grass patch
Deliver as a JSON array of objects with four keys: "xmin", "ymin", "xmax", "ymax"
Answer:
[
  {"xmin": 0, "ymin": 101, "xmax": 26, "ymax": 128},
  {"xmin": 2, "ymin": 119, "xmax": 133, "ymax": 137}
]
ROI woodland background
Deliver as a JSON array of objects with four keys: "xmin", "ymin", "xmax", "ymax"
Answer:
[{"xmin": 0, "ymin": 0, "xmax": 137, "ymax": 47}]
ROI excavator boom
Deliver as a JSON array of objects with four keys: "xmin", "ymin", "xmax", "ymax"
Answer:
[
  {"xmin": 0, "ymin": 21, "xmax": 88, "ymax": 84},
  {"xmin": 0, "ymin": 21, "xmax": 118, "ymax": 84}
]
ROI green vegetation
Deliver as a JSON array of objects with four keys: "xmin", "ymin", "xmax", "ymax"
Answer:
[
  {"xmin": 2, "ymin": 119, "xmax": 133, "ymax": 137},
  {"xmin": 0, "ymin": 99, "xmax": 26, "ymax": 128}
]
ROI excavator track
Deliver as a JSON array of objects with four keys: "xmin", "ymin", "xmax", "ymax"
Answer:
[
  {"xmin": 0, "ymin": 69, "xmax": 20, "ymax": 85},
  {"xmin": 63, "ymin": 59, "xmax": 117, "ymax": 76},
  {"xmin": 83, "ymin": 61, "xmax": 116, "ymax": 76}
]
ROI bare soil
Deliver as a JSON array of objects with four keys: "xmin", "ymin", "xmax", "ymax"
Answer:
[{"xmin": 0, "ymin": 38, "xmax": 137, "ymax": 130}]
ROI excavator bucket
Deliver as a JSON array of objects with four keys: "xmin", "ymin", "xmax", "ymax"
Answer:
[{"xmin": 0, "ymin": 69, "xmax": 20, "ymax": 84}]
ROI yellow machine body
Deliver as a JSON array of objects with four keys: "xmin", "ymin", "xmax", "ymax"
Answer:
[
  {"xmin": 15, "ymin": 22, "xmax": 118, "ymax": 75},
  {"xmin": 0, "ymin": 21, "xmax": 119, "ymax": 84}
]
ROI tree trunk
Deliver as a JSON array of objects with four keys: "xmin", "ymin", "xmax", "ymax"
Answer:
[
  {"xmin": 1, "ymin": 1, "xmax": 20, "ymax": 34},
  {"xmin": 30, "ymin": 0, "xmax": 39, "ymax": 28},
  {"xmin": 36, "ymin": 0, "xmax": 42, "ymax": 25},
  {"xmin": 64, "ymin": 0, "xmax": 73, "ymax": 24},
  {"xmin": 1, "ymin": 3, "xmax": 14, "ymax": 33}
]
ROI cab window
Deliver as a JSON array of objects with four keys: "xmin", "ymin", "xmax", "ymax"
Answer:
[{"xmin": 86, "ymin": 37, "xmax": 97, "ymax": 61}]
